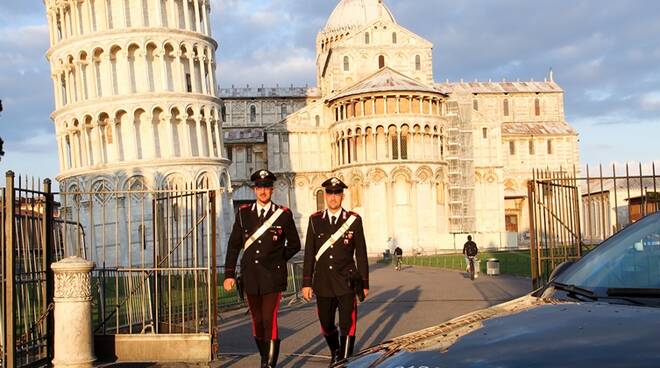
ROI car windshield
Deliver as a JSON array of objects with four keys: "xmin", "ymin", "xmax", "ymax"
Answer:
[{"xmin": 555, "ymin": 213, "xmax": 660, "ymax": 293}]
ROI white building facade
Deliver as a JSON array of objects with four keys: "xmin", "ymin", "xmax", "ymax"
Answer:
[{"xmin": 221, "ymin": 0, "xmax": 580, "ymax": 256}]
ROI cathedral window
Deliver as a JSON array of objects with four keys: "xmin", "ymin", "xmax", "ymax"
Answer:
[
  {"xmin": 246, "ymin": 146, "xmax": 253, "ymax": 163},
  {"xmin": 529, "ymin": 140, "xmax": 535, "ymax": 155},
  {"xmin": 389, "ymin": 126, "xmax": 399, "ymax": 159},
  {"xmin": 503, "ymin": 98, "xmax": 510, "ymax": 116},
  {"xmin": 392, "ymin": 32, "xmax": 397, "ymax": 44},
  {"xmin": 316, "ymin": 190, "xmax": 325, "ymax": 212},
  {"xmin": 415, "ymin": 55, "xmax": 421, "ymax": 71},
  {"xmin": 400, "ymin": 127, "xmax": 409, "ymax": 160},
  {"xmin": 473, "ymin": 99, "xmax": 479, "ymax": 111},
  {"xmin": 378, "ymin": 55, "xmax": 385, "ymax": 69},
  {"xmin": 343, "ymin": 56, "xmax": 350, "ymax": 71},
  {"xmin": 509, "ymin": 141, "xmax": 516, "ymax": 155},
  {"xmin": 280, "ymin": 104, "xmax": 287, "ymax": 120},
  {"xmin": 221, "ymin": 105, "xmax": 226, "ymax": 122},
  {"xmin": 315, "ymin": 115, "xmax": 320, "ymax": 127},
  {"xmin": 547, "ymin": 140, "xmax": 553, "ymax": 155},
  {"xmin": 365, "ymin": 32, "xmax": 370, "ymax": 44},
  {"xmin": 249, "ymin": 105, "xmax": 256, "ymax": 123},
  {"xmin": 186, "ymin": 73, "xmax": 192, "ymax": 92},
  {"xmin": 535, "ymin": 98, "xmax": 541, "ymax": 116},
  {"xmin": 482, "ymin": 127, "xmax": 488, "ymax": 139},
  {"xmin": 226, "ymin": 146, "xmax": 232, "ymax": 161}
]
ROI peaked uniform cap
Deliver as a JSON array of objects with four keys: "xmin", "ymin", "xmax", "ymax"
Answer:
[
  {"xmin": 250, "ymin": 169, "xmax": 277, "ymax": 187},
  {"xmin": 322, "ymin": 177, "xmax": 348, "ymax": 192}
]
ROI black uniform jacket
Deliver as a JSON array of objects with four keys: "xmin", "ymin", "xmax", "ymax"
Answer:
[
  {"xmin": 303, "ymin": 209, "xmax": 369, "ymax": 298},
  {"xmin": 224, "ymin": 202, "xmax": 301, "ymax": 295}
]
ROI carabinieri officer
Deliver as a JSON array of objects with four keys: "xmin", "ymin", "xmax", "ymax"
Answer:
[
  {"xmin": 223, "ymin": 169, "xmax": 301, "ymax": 368},
  {"xmin": 302, "ymin": 177, "xmax": 369, "ymax": 366}
]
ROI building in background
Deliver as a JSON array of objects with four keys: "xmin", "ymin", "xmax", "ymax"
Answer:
[{"xmin": 220, "ymin": 0, "xmax": 579, "ymax": 255}]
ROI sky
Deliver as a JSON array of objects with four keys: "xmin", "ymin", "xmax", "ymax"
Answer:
[{"xmin": 0, "ymin": 0, "xmax": 659, "ymax": 183}]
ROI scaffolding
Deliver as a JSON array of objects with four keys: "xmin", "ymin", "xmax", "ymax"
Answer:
[{"xmin": 445, "ymin": 101, "xmax": 475, "ymax": 233}]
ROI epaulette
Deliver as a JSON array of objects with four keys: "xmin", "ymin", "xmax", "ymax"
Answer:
[
  {"xmin": 311, "ymin": 211, "xmax": 323, "ymax": 217},
  {"xmin": 279, "ymin": 205, "xmax": 291, "ymax": 212},
  {"xmin": 239, "ymin": 204, "xmax": 251, "ymax": 209},
  {"xmin": 348, "ymin": 211, "xmax": 361, "ymax": 218}
]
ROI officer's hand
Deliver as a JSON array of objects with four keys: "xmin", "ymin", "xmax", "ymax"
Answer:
[
  {"xmin": 223, "ymin": 278, "xmax": 235, "ymax": 291},
  {"xmin": 302, "ymin": 287, "xmax": 314, "ymax": 301},
  {"xmin": 363, "ymin": 289, "xmax": 369, "ymax": 299}
]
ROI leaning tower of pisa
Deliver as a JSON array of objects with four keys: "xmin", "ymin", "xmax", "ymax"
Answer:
[{"xmin": 43, "ymin": 0, "xmax": 229, "ymax": 192}]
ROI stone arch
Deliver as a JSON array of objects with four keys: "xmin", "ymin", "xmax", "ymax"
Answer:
[
  {"xmin": 161, "ymin": 171, "xmax": 189, "ymax": 189},
  {"xmin": 416, "ymin": 166, "xmax": 434, "ymax": 183},
  {"xmin": 367, "ymin": 168, "xmax": 387, "ymax": 183}
]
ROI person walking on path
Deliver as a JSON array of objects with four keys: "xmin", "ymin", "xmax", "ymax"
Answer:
[
  {"xmin": 223, "ymin": 169, "xmax": 301, "ymax": 368},
  {"xmin": 302, "ymin": 177, "xmax": 370, "ymax": 366},
  {"xmin": 462, "ymin": 235, "xmax": 479, "ymax": 279}
]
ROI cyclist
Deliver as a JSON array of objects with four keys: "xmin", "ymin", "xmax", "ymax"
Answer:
[
  {"xmin": 462, "ymin": 235, "xmax": 479, "ymax": 280},
  {"xmin": 394, "ymin": 246, "xmax": 403, "ymax": 271}
]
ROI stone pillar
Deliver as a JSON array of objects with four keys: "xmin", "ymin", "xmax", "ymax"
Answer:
[
  {"xmin": 183, "ymin": 0, "xmax": 191, "ymax": 31},
  {"xmin": 208, "ymin": 59, "xmax": 217, "ymax": 96},
  {"xmin": 201, "ymin": 0, "xmax": 210, "ymax": 35},
  {"xmin": 192, "ymin": 0, "xmax": 201, "ymax": 32},
  {"xmin": 51, "ymin": 256, "xmax": 96, "ymax": 368}
]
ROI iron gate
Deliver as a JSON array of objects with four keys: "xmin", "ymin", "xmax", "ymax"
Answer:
[
  {"xmin": 57, "ymin": 179, "xmax": 220, "ymax": 361},
  {"xmin": 528, "ymin": 170, "xmax": 582, "ymax": 289},
  {"xmin": 529, "ymin": 163, "xmax": 660, "ymax": 289},
  {"xmin": 1, "ymin": 172, "xmax": 55, "ymax": 368}
]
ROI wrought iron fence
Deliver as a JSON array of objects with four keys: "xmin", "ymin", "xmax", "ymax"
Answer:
[
  {"xmin": 1, "ymin": 172, "xmax": 55, "ymax": 368},
  {"xmin": 529, "ymin": 163, "xmax": 660, "ymax": 288},
  {"xmin": 216, "ymin": 260, "xmax": 305, "ymax": 312},
  {"xmin": 56, "ymin": 182, "xmax": 220, "ymax": 337}
]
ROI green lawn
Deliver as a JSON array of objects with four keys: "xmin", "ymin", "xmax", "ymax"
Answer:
[{"xmin": 384, "ymin": 250, "xmax": 531, "ymax": 277}]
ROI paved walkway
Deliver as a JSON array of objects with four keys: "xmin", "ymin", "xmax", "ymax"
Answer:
[{"xmin": 215, "ymin": 263, "xmax": 531, "ymax": 367}]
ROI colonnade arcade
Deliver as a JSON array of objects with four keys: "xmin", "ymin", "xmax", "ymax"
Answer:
[
  {"xmin": 51, "ymin": 39, "xmax": 217, "ymax": 109},
  {"xmin": 45, "ymin": 0, "xmax": 212, "ymax": 46},
  {"xmin": 57, "ymin": 104, "xmax": 223, "ymax": 172}
]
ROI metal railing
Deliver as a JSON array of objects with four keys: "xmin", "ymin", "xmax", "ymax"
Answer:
[
  {"xmin": 1, "ymin": 172, "xmax": 54, "ymax": 368},
  {"xmin": 216, "ymin": 260, "xmax": 305, "ymax": 312},
  {"xmin": 528, "ymin": 163, "xmax": 660, "ymax": 288},
  {"xmin": 55, "ymin": 183, "xmax": 220, "ymax": 337}
]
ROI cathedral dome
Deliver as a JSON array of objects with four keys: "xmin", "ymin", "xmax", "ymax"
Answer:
[{"xmin": 324, "ymin": 0, "xmax": 396, "ymax": 34}]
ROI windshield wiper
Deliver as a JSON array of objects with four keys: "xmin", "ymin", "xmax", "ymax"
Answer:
[
  {"xmin": 607, "ymin": 288, "xmax": 660, "ymax": 298},
  {"xmin": 550, "ymin": 281, "xmax": 598, "ymax": 301}
]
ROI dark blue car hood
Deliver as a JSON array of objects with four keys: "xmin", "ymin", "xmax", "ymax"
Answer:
[{"xmin": 346, "ymin": 296, "xmax": 660, "ymax": 368}]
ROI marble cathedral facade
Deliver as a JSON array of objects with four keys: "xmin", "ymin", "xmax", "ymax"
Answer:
[{"xmin": 220, "ymin": 0, "xmax": 580, "ymax": 256}]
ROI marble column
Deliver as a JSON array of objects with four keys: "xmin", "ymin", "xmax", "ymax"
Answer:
[{"xmin": 51, "ymin": 257, "xmax": 96, "ymax": 368}]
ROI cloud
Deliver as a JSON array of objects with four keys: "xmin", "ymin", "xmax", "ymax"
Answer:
[{"xmin": 1, "ymin": 0, "xmax": 660, "ymax": 179}]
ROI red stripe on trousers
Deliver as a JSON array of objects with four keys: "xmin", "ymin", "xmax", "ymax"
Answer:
[
  {"xmin": 349, "ymin": 296, "xmax": 357, "ymax": 336},
  {"xmin": 271, "ymin": 292, "xmax": 282, "ymax": 340}
]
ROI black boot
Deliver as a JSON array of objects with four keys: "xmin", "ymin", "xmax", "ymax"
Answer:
[
  {"xmin": 324, "ymin": 330, "xmax": 340, "ymax": 367},
  {"xmin": 339, "ymin": 335, "xmax": 356, "ymax": 362},
  {"xmin": 265, "ymin": 339, "xmax": 280, "ymax": 368},
  {"xmin": 255, "ymin": 338, "xmax": 268, "ymax": 368}
]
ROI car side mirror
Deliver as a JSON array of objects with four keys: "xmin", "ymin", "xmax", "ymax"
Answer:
[{"xmin": 548, "ymin": 261, "xmax": 575, "ymax": 282}]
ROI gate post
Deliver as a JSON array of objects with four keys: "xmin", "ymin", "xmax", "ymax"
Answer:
[
  {"xmin": 4, "ymin": 171, "xmax": 16, "ymax": 368},
  {"xmin": 51, "ymin": 257, "xmax": 96, "ymax": 368}
]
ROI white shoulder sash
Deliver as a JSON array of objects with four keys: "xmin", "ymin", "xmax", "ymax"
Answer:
[
  {"xmin": 244, "ymin": 208, "xmax": 285, "ymax": 250},
  {"xmin": 315, "ymin": 215, "xmax": 357, "ymax": 261}
]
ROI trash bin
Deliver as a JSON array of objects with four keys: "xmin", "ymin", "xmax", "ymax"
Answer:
[
  {"xmin": 474, "ymin": 259, "xmax": 480, "ymax": 278},
  {"xmin": 487, "ymin": 259, "xmax": 500, "ymax": 276}
]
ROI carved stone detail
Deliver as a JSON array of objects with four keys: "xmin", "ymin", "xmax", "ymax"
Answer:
[{"xmin": 55, "ymin": 272, "xmax": 92, "ymax": 300}]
